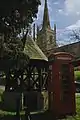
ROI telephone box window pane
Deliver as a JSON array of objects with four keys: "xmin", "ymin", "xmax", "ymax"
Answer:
[{"xmin": 60, "ymin": 64, "xmax": 70, "ymax": 102}]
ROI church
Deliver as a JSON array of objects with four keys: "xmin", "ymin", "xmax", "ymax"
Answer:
[
  {"xmin": 36, "ymin": 0, "xmax": 57, "ymax": 56},
  {"xmin": 32, "ymin": 0, "xmax": 80, "ymax": 60},
  {"xmin": 36, "ymin": 0, "xmax": 56, "ymax": 54}
]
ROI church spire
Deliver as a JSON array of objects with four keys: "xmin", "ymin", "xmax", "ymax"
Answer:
[{"xmin": 42, "ymin": 0, "xmax": 50, "ymax": 29}]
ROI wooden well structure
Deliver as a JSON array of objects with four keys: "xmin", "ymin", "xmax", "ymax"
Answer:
[{"xmin": 1, "ymin": 36, "xmax": 48, "ymax": 111}]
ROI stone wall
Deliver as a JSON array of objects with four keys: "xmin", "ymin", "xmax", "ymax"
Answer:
[{"xmin": 1, "ymin": 91, "xmax": 49, "ymax": 112}]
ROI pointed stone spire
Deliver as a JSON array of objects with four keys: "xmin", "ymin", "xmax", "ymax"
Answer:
[{"xmin": 42, "ymin": 0, "xmax": 50, "ymax": 29}]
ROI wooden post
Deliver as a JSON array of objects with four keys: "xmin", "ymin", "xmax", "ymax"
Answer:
[
  {"xmin": 24, "ymin": 107, "xmax": 31, "ymax": 120},
  {"xmin": 5, "ymin": 71, "xmax": 11, "ymax": 91},
  {"xmin": 16, "ymin": 97, "xmax": 21, "ymax": 120},
  {"xmin": 38, "ymin": 68, "xmax": 42, "ymax": 91}
]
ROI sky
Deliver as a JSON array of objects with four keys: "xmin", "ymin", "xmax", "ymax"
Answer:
[{"xmin": 34, "ymin": 0, "xmax": 80, "ymax": 45}]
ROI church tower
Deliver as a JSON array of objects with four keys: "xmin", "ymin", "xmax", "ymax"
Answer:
[{"xmin": 36, "ymin": 0, "xmax": 56, "ymax": 55}]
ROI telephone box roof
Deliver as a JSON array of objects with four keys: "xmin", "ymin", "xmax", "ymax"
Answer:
[{"xmin": 24, "ymin": 36, "xmax": 48, "ymax": 61}]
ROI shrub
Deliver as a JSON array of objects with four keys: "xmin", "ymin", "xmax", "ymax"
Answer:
[{"xmin": 74, "ymin": 71, "xmax": 80, "ymax": 82}]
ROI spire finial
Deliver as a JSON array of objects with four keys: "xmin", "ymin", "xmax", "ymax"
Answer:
[
  {"xmin": 42, "ymin": 0, "xmax": 50, "ymax": 29},
  {"xmin": 45, "ymin": 0, "xmax": 47, "ymax": 6}
]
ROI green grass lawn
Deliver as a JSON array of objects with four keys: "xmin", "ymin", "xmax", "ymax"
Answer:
[
  {"xmin": 75, "ymin": 95, "xmax": 80, "ymax": 118},
  {"xmin": 0, "ymin": 89, "xmax": 80, "ymax": 120},
  {"xmin": 64, "ymin": 94, "xmax": 80, "ymax": 120}
]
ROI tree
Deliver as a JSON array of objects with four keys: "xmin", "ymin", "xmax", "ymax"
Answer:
[
  {"xmin": 0, "ymin": 0, "xmax": 41, "ymax": 69},
  {"xmin": 0, "ymin": 0, "xmax": 41, "ymax": 92},
  {"xmin": 70, "ymin": 29, "xmax": 80, "ymax": 42},
  {"xmin": 0, "ymin": 0, "xmax": 41, "ymax": 36}
]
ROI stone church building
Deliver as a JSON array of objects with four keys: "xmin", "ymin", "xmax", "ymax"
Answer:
[
  {"xmin": 34, "ymin": 0, "xmax": 80, "ymax": 60},
  {"xmin": 36, "ymin": 0, "xmax": 56, "ymax": 54}
]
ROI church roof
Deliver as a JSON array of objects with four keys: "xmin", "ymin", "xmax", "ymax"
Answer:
[
  {"xmin": 46, "ymin": 41, "xmax": 80, "ymax": 59},
  {"xmin": 23, "ymin": 36, "xmax": 48, "ymax": 61}
]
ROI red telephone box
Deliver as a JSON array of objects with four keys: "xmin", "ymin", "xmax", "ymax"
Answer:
[{"xmin": 48, "ymin": 52, "xmax": 76, "ymax": 117}]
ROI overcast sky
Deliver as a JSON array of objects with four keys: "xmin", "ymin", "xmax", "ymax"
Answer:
[{"xmin": 35, "ymin": 0, "xmax": 80, "ymax": 45}]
